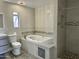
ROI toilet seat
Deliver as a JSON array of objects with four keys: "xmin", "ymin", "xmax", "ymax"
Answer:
[{"xmin": 12, "ymin": 42, "xmax": 21, "ymax": 48}]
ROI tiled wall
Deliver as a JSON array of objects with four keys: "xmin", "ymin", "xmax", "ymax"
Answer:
[
  {"xmin": 35, "ymin": 1, "xmax": 57, "ymax": 33},
  {"xmin": 66, "ymin": 0, "xmax": 79, "ymax": 55}
]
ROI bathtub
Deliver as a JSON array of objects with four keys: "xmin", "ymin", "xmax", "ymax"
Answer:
[
  {"xmin": 21, "ymin": 35, "xmax": 54, "ymax": 59},
  {"xmin": 26, "ymin": 35, "xmax": 51, "ymax": 43}
]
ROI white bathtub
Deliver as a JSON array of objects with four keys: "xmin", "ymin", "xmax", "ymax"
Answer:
[
  {"xmin": 21, "ymin": 35, "xmax": 54, "ymax": 59},
  {"xmin": 26, "ymin": 35, "xmax": 52, "ymax": 43}
]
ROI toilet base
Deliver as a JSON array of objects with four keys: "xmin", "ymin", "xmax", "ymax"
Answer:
[{"xmin": 12, "ymin": 48, "xmax": 21, "ymax": 56}]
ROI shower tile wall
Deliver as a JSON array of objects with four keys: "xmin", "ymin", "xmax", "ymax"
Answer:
[
  {"xmin": 57, "ymin": 0, "xmax": 66, "ymax": 57},
  {"xmin": 66, "ymin": 0, "xmax": 79, "ymax": 55}
]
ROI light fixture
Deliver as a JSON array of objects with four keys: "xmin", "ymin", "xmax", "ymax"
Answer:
[
  {"xmin": 20, "ymin": 2, "xmax": 23, "ymax": 4},
  {"xmin": 18, "ymin": 1, "xmax": 25, "ymax": 5},
  {"xmin": 13, "ymin": 12, "xmax": 18, "ymax": 15}
]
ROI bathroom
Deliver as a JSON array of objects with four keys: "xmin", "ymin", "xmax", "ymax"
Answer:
[{"xmin": 0, "ymin": 0, "xmax": 79, "ymax": 59}]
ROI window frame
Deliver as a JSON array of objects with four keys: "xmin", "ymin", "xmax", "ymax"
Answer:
[
  {"xmin": 0, "ymin": 12, "xmax": 5, "ymax": 29},
  {"xmin": 12, "ymin": 12, "xmax": 20, "ymax": 28}
]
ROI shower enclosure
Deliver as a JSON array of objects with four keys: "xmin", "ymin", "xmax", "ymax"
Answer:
[{"xmin": 58, "ymin": 0, "xmax": 79, "ymax": 58}]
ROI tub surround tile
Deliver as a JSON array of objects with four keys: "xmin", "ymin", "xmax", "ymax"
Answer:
[
  {"xmin": 22, "ymin": 31, "xmax": 53, "ymax": 35},
  {"xmin": 21, "ymin": 31, "xmax": 53, "ymax": 38},
  {"xmin": 34, "ymin": 31, "xmax": 53, "ymax": 34}
]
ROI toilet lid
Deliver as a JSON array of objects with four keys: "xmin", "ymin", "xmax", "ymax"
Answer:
[{"xmin": 12, "ymin": 42, "xmax": 21, "ymax": 47}]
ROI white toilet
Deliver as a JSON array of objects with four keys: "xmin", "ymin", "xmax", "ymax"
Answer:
[{"xmin": 8, "ymin": 32, "xmax": 21, "ymax": 55}]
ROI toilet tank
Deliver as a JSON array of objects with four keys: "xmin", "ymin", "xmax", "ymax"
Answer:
[{"xmin": 8, "ymin": 33, "xmax": 17, "ymax": 43}]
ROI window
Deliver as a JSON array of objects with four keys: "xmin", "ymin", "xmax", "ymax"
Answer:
[{"xmin": 13, "ymin": 12, "xmax": 19, "ymax": 28}]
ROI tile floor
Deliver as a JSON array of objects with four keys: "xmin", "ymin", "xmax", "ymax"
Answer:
[
  {"xmin": 5, "ymin": 50, "xmax": 79, "ymax": 59},
  {"xmin": 5, "ymin": 51, "xmax": 38, "ymax": 59},
  {"xmin": 5, "ymin": 51, "xmax": 72, "ymax": 59},
  {"xmin": 59, "ymin": 51, "xmax": 79, "ymax": 59},
  {"xmin": 5, "ymin": 50, "xmax": 61, "ymax": 59}
]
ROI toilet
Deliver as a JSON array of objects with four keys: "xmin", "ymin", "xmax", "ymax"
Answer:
[{"xmin": 8, "ymin": 32, "xmax": 21, "ymax": 56}]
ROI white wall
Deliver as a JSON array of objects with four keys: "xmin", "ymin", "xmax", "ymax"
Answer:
[
  {"xmin": 35, "ymin": 2, "xmax": 56, "ymax": 33},
  {"xmin": 0, "ymin": 0, "xmax": 35, "ymax": 39},
  {"xmin": 4, "ymin": 3, "xmax": 35, "ymax": 39}
]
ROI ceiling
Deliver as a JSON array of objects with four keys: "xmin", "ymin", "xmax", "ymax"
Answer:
[{"xmin": 4, "ymin": 0, "xmax": 53, "ymax": 8}]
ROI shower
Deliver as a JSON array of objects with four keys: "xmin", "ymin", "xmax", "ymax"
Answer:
[{"xmin": 58, "ymin": 0, "xmax": 79, "ymax": 59}]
